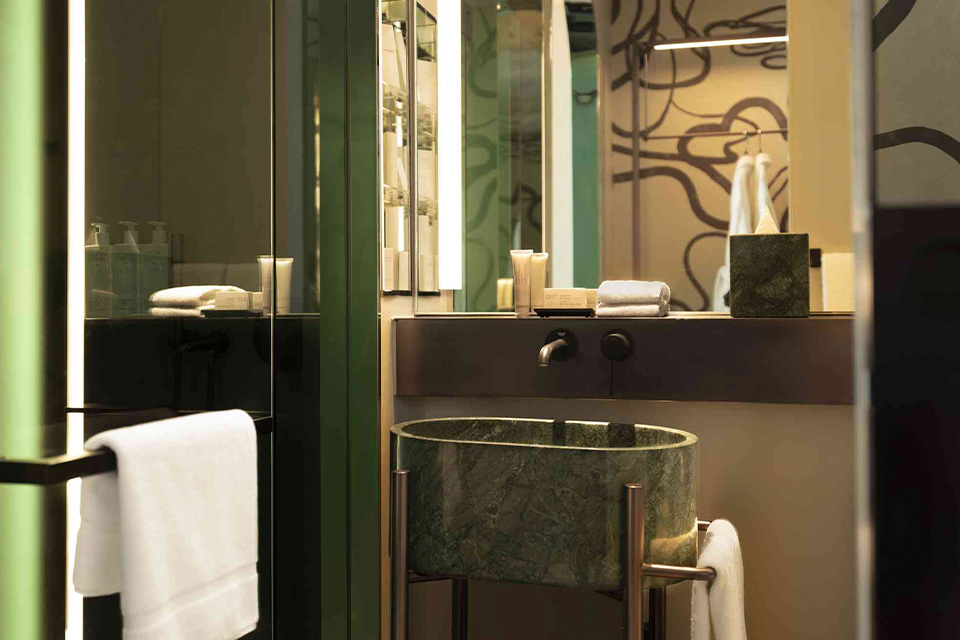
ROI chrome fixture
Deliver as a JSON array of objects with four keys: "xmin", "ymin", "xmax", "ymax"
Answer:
[
  {"xmin": 538, "ymin": 339, "xmax": 567, "ymax": 367},
  {"xmin": 538, "ymin": 329, "xmax": 578, "ymax": 368}
]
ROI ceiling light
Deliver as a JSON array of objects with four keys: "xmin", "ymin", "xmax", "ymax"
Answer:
[{"xmin": 653, "ymin": 34, "xmax": 788, "ymax": 51}]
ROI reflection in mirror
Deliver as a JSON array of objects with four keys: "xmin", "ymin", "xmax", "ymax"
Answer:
[
  {"xmin": 460, "ymin": 1, "xmax": 549, "ymax": 312},
  {"xmin": 417, "ymin": 5, "xmax": 439, "ymax": 294},
  {"xmin": 381, "ymin": 0, "xmax": 412, "ymax": 293},
  {"xmin": 410, "ymin": 0, "xmax": 797, "ymax": 315},
  {"xmin": 597, "ymin": 0, "xmax": 788, "ymax": 311},
  {"xmin": 85, "ymin": 0, "xmax": 281, "ymax": 317}
]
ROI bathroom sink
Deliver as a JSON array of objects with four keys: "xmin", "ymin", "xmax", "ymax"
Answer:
[{"xmin": 391, "ymin": 418, "xmax": 698, "ymax": 590}]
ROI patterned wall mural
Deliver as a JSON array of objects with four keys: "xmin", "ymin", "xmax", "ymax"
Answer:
[
  {"xmin": 462, "ymin": 3, "xmax": 544, "ymax": 312},
  {"xmin": 873, "ymin": 0, "xmax": 960, "ymax": 206},
  {"xmin": 598, "ymin": 0, "xmax": 789, "ymax": 310}
]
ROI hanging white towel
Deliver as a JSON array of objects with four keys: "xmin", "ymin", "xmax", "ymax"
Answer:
[
  {"xmin": 691, "ymin": 519, "xmax": 747, "ymax": 640},
  {"xmin": 755, "ymin": 152, "xmax": 779, "ymax": 231},
  {"xmin": 597, "ymin": 280, "xmax": 670, "ymax": 305},
  {"xmin": 713, "ymin": 156, "xmax": 754, "ymax": 311},
  {"xmin": 595, "ymin": 301, "xmax": 668, "ymax": 317},
  {"xmin": 74, "ymin": 410, "xmax": 259, "ymax": 640},
  {"xmin": 149, "ymin": 285, "xmax": 245, "ymax": 309}
]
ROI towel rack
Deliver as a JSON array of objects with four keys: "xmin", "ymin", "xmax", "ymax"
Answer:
[{"xmin": 0, "ymin": 408, "xmax": 272, "ymax": 485}]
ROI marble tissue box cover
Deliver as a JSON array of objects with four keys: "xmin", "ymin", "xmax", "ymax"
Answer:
[
  {"xmin": 391, "ymin": 418, "xmax": 699, "ymax": 590},
  {"xmin": 730, "ymin": 232, "xmax": 810, "ymax": 318}
]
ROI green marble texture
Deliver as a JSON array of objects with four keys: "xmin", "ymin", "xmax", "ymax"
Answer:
[
  {"xmin": 730, "ymin": 232, "xmax": 810, "ymax": 318},
  {"xmin": 391, "ymin": 418, "xmax": 698, "ymax": 590}
]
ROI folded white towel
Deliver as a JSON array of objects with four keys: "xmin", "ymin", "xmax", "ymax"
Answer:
[
  {"xmin": 149, "ymin": 285, "xmax": 245, "ymax": 309},
  {"xmin": 74, "ymin": 410, "xmax": 259, "ymax": 640},
  {"xmin": 597, "ymin": 280, "xmax": 670, "ymax": 305},
  {"xmin": 691, "ymin": 519, "xmax": 747, "ymax": 640},
  {"xmin": 149, "ymin": 305, "xmax": 214, "ymax": 318},
  {"xmin": 595, "ymin": 301, "xmax": 668, "ymax": 317}
]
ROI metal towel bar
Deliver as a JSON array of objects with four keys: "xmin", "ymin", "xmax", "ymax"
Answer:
[{"xmin": 0, "ymin": 409, "xmax": 272, "ymax": 485}]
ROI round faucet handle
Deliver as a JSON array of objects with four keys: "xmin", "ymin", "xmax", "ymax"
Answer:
[{"xmin": 600, "ymin": 330, "xmax": 632, "ymax": 362}]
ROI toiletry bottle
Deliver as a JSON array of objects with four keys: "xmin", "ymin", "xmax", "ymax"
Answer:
[
  {"xmin": 112, "ymin": 221, "xmax": 141, "ymax": 316},
  {"xmin": 140, "ymin": 221, "xmax": 170, "ymax": 311},
  {"xmin": 85, "ymin": 222, "xmax": 112, "ymax": 318}
]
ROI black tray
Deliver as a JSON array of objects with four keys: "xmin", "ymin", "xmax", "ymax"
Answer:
[{"xmin": 534, "ymin": 308, "xmax": 595, "ymax": 318}]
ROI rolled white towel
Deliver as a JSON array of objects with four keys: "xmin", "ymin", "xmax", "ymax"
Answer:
[
  {"xmin": 149, "ymin": 285, "xmax": 245, "ymax": 309},
  {"xmin": 595, "ymin": 301, "xmax": 668, "ymax": 317},
  {"xmin": 149, "ymin": 306, "xmax": 213, "ymax": 318},
  {"xmin": 597, "ymin": 280, "xmax": 670, "ymax": 306}
]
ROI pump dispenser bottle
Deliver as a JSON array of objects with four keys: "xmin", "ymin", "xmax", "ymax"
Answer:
[
  {"xmin": 141, "ymin": 221, "xmax": 170, "ymax": 311},
  {"xmin": 113, "ymin": 221, "xmax": 141, "ymax": 315},
  {"xmin": 85, "ymin": 222, "xmax": 113, "ymax": 318}
]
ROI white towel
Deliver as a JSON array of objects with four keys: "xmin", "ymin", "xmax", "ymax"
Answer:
[
  {"xmin": 691, "ymin": 519, "xmax": 747, "ymax": 640},
  {"xmin": 755, "ymin": 152, "xmax": 779, "ymax": 230},
  {"xmin": 713, "ymin": 155, "xmax": 755, "ymax": 312},
  {"xmin": 149, "ymin": 305, "xmax": 214, "ymax": 318},
  {"xmin": 597, "ymin": 281, "xmax": 670, "ymax": 305},
  {"xmin": 595, "ymin": 301, "xmax": 668, "ymax": 317},
  {"xmin": 149, "ymin": 285, "xmax": 244, "ymax": 309},
  {"xmin": 74, "ymin": 410, "xmax": 259, "ymax": 640}
]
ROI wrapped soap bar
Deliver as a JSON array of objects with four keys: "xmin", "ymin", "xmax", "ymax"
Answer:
[{"xmin": 543, "ymin": 288, "xmax": 589, "ymax": 309}]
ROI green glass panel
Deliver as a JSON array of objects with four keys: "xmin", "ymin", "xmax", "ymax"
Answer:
[{"xmin": 0, "ymin": 1, "xmax": 44, "ymax": 638}]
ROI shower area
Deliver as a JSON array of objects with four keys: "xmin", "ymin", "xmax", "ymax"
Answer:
[{"xmin": 0, "ymin": 1, "xmax": 379, "ymax": 638}]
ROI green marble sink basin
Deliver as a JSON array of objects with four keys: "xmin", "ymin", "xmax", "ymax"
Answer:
[{"xmin": 391, "ymin": 418, "xmax": 698, "ymax": 590}]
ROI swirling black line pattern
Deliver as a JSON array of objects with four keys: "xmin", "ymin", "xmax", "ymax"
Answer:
[
  {"xmin": 875, "ymin": 127, "xmax": 960, "ymax": 165},
  {"xmin": 873, "ymin": 0, "xmax": 917, "ymax": 50},
  {"xmin": 612, "ymin": 166, "xmax": 728, "ymax": 229},
  {"xmin": 873, "ymin": 5, "xmax": 960, "ymax": 187},
  {"xmin": 684, "ymin": 232, "xmax": 727, "ymax": 311},
  {"xmin": 607, "ymin": 1, "xmax": 788, "ymax": 309}
]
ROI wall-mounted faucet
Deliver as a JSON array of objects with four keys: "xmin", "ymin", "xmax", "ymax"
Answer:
[{"xmin": 538, "ymin": 329, "xmax": 578, "ymax": 368}]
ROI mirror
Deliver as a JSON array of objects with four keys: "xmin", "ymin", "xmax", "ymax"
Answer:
[
  {"xmin": 601, "ymin": 1, "xmax": 788, "ymax": 311},
  {"xmin": 85, "ymin": 0, "xmax": 281, "ymax": 317},
  {"xmin": 399, "ymin": 1, "xmax": 854, "ymax": 314}
]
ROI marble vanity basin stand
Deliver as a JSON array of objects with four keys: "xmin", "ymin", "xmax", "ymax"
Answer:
[{"xmin": 391, "ymin": 417, "xmax": 700, "ymax": 591}]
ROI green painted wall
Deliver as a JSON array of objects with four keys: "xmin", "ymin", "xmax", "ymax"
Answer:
[
  {"xmin": 571, "ymin": 52, "xmax": 600, "ymax": 288},
  {"xmin": 318, "ymin": 0, "xmax": 380, "ymax": 637},
  {"xmin": 0, "ymin": 1, "xmax": 44, "ymax": 639}
]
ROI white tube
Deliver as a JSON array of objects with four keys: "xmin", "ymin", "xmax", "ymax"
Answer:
[
  {"xmin": 258, "ymin": 256, "xmax": 294, "ymax": 315},
  {"xmin": 383, "ymin": 131, "xmax": 400, "ymax": 189},
  {"xmin": 530, "ymin": 253, "xmax": 549, "ymax": 310},
  {"xmin": 276, "ymin": 258, "xmax": 293, "ymax": 314},
  {"xmin": 258, "ymin": 255, "xmax": 273, "ymax": 314},
  {"xmin": 510, "ymin": 250, "xmax": 533, "ymax": 318}
]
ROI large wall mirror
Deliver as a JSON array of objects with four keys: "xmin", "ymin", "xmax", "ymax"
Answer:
[{"xmin": 383, "ymin": 1, "xmax": 846, "ymax": 315}]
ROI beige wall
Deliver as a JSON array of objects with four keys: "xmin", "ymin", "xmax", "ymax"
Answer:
[
  {"xmin": 380, "ymin": 295, "xmax": 453, "ymax": 639},
  {"xmin": 788, "ymin": 0, "xmax": 853, "ymax": 253},
  {"xmin": 393, "ymin": 396, "xmax": 855, "ymax": 640}
]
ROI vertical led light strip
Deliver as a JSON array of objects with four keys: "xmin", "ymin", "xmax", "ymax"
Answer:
[
  {"xmin": 66, "ymin": 0, "xmax": 86, "ymax": 637},
  {"xmin": 437, "ymin": 0, "xmax": 462, "ymax": 290},
  {"xmin": 0, "ymin": 1, "xmax": 43, "ymax": 638}
]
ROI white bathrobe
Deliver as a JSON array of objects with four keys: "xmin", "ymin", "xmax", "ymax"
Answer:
[{"xmin": 712, "ymin": 155, "xmax": 755, "ymax": 311}]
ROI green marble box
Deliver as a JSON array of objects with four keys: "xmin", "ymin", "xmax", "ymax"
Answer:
[{"xmin": 730, "ymin": 232, "xmax": 810, "ymax": 318}]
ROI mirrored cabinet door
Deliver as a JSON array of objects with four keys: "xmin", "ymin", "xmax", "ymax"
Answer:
[
  {"xmin": 416, "ymin": 6, "xmax": 439, "ymax": 294},
  {"xmin": 381, "ymin": 0, "xmax": 412, "ymax": 293}
]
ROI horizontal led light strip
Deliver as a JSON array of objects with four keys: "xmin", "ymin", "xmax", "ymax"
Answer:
[{"xmin": 653, "ymin": 35, "xmax": 788, "ymax": 51}]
